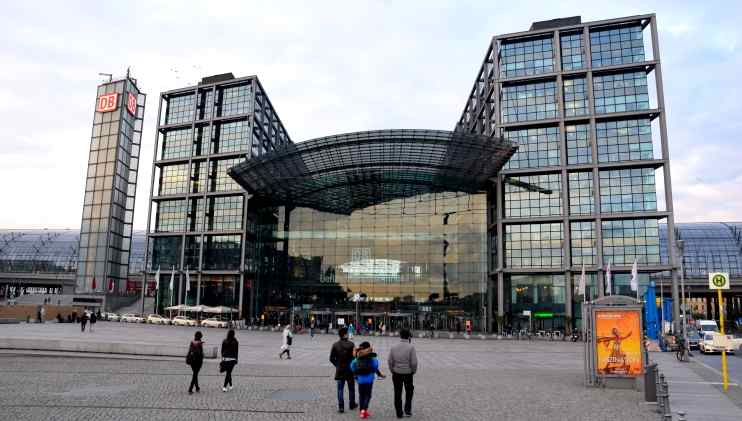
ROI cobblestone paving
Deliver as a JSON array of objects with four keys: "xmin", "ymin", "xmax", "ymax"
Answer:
[{"xmin": 0, "ymin": 323, "xmax": 657, "ymax": 420}]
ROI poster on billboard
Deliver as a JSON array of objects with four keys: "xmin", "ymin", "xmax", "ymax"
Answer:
[{"xmin": 594, "ymin": 309, "xmax": 643, "ymax": 377}]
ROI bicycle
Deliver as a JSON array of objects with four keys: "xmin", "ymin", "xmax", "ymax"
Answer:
[{"xmin": 675, "ymin": 339, "xmax": 690, "ymax": 362}]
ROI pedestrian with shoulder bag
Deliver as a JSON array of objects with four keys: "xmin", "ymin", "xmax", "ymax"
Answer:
[{"xmin": 186, "ymin": 331, "xmax": 204, "ymax": 394}]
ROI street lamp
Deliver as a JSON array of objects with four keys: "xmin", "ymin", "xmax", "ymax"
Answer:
[{"xmin": 676, "ymin": 240, "xmax": 687, "ymax": 342}]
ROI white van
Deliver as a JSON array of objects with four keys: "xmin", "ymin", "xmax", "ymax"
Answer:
[{"xmin": 697, "ymin": 320, "xmax": 719, "ymax": 335}]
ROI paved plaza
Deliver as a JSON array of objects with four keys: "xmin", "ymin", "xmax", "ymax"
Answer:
[{"xmin": 0, "ymin": 322, "xmax": 658, "ymax": 420}]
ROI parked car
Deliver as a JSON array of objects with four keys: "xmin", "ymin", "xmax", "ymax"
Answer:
[
  {"xmin": 171, "ymin": 316, "xmax": 198, "ymax": 327},
  {"xmin": 147, "ymin": 314, "xmax": 169, "ymax": 325},
  {"xmin": 120, "ymin": 313, "xmax": 145, "ymax": 323},
  {"xmin": 686, "ymin": 330, "xmax": 701, "ymax": 350},
  {"xmin": 699, "ymin": 333, "xmax": 736, "ymax": 354},
  {"xmin": 200, "ymin": 317, "xmax": 228, "ymax": 328}
]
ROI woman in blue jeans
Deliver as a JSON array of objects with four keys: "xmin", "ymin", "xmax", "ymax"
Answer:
[{"xmin": 350, "ymin": 342, "xmax": 385, "ymax": 419}]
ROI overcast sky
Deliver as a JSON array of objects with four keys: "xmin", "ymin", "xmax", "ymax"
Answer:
[{"xmin": 1, "ymin": 0, "xmax": 740, "ymax": 230}]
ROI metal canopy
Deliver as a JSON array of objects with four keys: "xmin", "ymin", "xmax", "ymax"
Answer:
[{"xmin": 228, "ymin": 129, "xmax": 516, "ymax": 215}]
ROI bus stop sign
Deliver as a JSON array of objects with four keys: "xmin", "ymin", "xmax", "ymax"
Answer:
[{"xmin": 709, "ymin": 272, "xmax": 730, "ymax": 290}]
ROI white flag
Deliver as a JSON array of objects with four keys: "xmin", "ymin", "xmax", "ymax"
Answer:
[
  {"xmin": 578, "ymin": 263, "xmax": 586, "ymax": 297},
  {"xmin": 185, "ymin": 268, "xmax": 191, "ymax": 292},
  {"xmin": 605, "ymin": 260, "xmax": 612, "ymax": 295},
  {"xmin": 154, "ymin": 266, "xmax": 161, "ymax": 290},
  {"xmin": 169, "ymin": 266, "xmax": 174, "ymax": 291},
  {"xmin": 630, "ymin": 259, "xmax": 639, "ymax": 292}
]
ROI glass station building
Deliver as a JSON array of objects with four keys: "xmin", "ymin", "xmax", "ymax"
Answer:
[
  {"xmin": 146, "ymin": 14, "xmax": 679, "ymax": 332},
  {"xmin": 457, "ymin": 14, "xmax": 676, "ymax": 330}
]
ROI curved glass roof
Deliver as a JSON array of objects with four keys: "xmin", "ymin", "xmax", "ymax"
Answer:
[
  {"xmin": 0, "ymin": 229, "xmax": 147, "ymax": 274},
  {"xmin": 228, "ymin": 129, "xmax": 516, "ymax": 215},
  {"xmin": 659, "ymin": 223, "xmax": 742, "ymax": 278}
]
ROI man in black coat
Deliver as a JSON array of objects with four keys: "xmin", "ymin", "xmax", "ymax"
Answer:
[{"xmin": 329, "ymin": 327, "xmax": 357, "ymax": 413}]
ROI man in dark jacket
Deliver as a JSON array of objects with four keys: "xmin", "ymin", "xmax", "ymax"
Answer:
[
  {"xmin": 388, "ymin": 328, "xmax": 418, "ymax": 418},
  {"xmin": 329, "ymin": 327, "xmax": 357, "ymax": 413}
]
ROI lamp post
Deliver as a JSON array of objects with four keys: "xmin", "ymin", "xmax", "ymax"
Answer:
[{"xmin": 677, "ymin": 240, "xmax": 687, "ymax": 342}]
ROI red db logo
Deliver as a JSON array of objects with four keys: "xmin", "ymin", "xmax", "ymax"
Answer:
[
  {"xmin": 96, "ymin": 92, "xmax": 118, "ymax": 113},
  {"xmin": 127, "ymin": 92, "xmax": 137, "ymax": 115}
]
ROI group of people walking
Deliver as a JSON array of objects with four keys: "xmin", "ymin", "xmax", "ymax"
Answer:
[
  {"xmin": 185, "ymin": 324, "xmax": 418, "ymax": 419},
  {"xmin": 330, "ymin": 327, "xmax": 417, "ymax": 419}
]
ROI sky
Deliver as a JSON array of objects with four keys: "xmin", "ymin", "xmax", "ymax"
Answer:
[{"xmin": 0, "ymin": 0, "xmax": 740, "ymax": 230}]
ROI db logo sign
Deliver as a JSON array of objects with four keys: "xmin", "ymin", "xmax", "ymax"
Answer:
[
  {"xmin": 127, "ymin": 92, "xmax": 137, "ymax": 115},
  {"xmin": 96, "ymin": 92, "xmax": 118, "ymax": 113}
]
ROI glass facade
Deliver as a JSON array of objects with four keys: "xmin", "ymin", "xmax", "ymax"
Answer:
[
  {"xmin": 596, "ymin": 118, "xmax": 653, "ymax": 163},
  {"xmin": 500, "ymin": 81, "xmax": 558, "ymax": 123},
  {"xmin": 592, "ymin": 71, "xmax": 649, "ymax": 114},
  {"xmin": 568, "ymin": 171, "xmax": 594, "ymax": 215},
  {"xmin": 590, "ymin": 24, "xmax": 645, "ymax": 68},
  {"xmin": 560, "ymin": 32, "xmax": 584, "ymax": 71},
  {"xmin": 563, "ymin": 77, "xmax": 588, "ymax": 117},
  {"xmin": 503, "ymin": 126, "xmax": 560, "ymax": 169},
  {"xmin": 505, "ymin": 223, "xmax": 564, "ymax": 268},
  {"xmin": 457, "ymin": 15, "xmax": 673, "ymax": 331},
  {"xmin": 565, "ymin": 123, "xmax": 591, "ymax": 165},
  {"xmin": 147, "ymin": 75, "xmax": 291, "ymax": 315},
  {"xmin": 602, "ymin": 218, "xmax": 661, "ymax": 265},
  {"xmin": 499, "ymin": 36, "xmax": 554, "ymax": 78},
  {"xmin": 76, "ymin": 78, "xmax": 145, "ymax": 297},
  {"xmin": 504, "ymin": 174, "xmax": 562, "ymax": 218},
  {"xmin": 252, "ymin": 192, "xmax": 488, "ymax": 330},
  {"xmin": 599, "ymin": 168, "xmax": 657, "ymax": 213}
]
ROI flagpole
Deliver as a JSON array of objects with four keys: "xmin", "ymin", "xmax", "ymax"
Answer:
[{"xmin": 169, "ymin": 266, "xmax": 174, "ymax": 308}]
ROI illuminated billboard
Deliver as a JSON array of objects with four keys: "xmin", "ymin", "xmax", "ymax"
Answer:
[{"xmin": 594, "ymin": 309, "xmax": 643, "ymax": 377}]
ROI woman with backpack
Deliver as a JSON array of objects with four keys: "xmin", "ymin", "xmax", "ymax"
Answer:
[
  {"xmin": 350, "ymin": 341, "xmax": 385, "ymax": 419},
  {"xmin": 279, "ymin": 325, "xmax": 293, "ymax": 359},
  {"xmin": 221, "ymin": 329, "xmax": 238, "ymax": 392},
  {"xmin": 186, "ymin": 331, "xmax": 204, "ymax": 394}
]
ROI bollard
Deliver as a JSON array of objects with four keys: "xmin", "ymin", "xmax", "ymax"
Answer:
[
  {"xmin": 657, "ymin": 374, "xmax": 666, "ymax": 414},
  {"xmin": 662, "ymin": 379, "xmax": 671, "ymax": 416},
  {"xmin": 644, "ymin": 363, "xmax": 657, "ymax": 402},
  {"xmin": 677, "ymin": 411, "xmax": 686, "ymax": 421}
]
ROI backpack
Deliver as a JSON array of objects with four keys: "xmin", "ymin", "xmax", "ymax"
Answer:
[
  {"xmin": 354, "ymin": 357, "xmax": 373, "ymax": 375},
  {"xmin": 287, "ymin": 335, "xmax": 293, "ymax": 346}
]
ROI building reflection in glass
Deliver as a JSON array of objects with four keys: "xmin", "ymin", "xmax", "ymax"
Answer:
[{"xmin": 252, "ymin": 192, "xmax": 487, "ymax": 331}]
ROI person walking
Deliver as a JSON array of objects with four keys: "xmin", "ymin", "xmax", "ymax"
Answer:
[
  {"xmin": 89, "ymin": 311, "xmax": 97, "ymax": 332},
  {"xmin": 388, "ymin": 329, "xmax": 418, "ymax": 418},
  {"xmin": 279, "ymin": 325, "xmax": 293, "ymax": 359},
  {"xmin": 220, "ymin": 329, "xmax": 239, "ymax": 392},
  {"xmin": 80, "ymin": 311, "xmax": 88, "ymax": 332},
  {"xmin": 186, "ymin": 331, "xmax": 204, "ymax": 394},
  {"xmin": 310, "ymin": 318, "xmax": 316, "ymax": 339},
  {"xmin": 329, "ymin": 327, "xmax": 357, "ymax": 413},
  {"xmin": 351, "ymin": 341, "xmax": 385, "ymax": 419},
  {"xmin": 348, "ymin": 322, "xmax": 355, "ymax": 339}
]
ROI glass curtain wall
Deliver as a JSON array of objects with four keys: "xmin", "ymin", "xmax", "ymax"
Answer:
[{"xmin": 252, "ymin": 192, "xmax": 488, "ymax": 331}]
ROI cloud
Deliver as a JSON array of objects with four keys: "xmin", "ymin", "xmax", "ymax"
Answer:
[{"xmin": 1, "ymin": 1, "xmax": 741, "ymax": 230}]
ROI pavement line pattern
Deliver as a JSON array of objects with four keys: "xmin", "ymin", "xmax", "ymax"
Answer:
[
  {"xmin": 668, "ymin": 380, "xmax": 740, "ymax": 386},
  {"xmin": 1, "ymin": 404, "xmax": 304, "ymax": 414}
]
